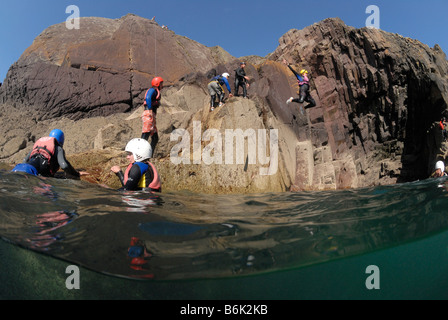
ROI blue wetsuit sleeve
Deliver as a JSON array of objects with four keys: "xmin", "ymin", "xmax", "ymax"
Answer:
[
  {"xmin": 288, "ymin": 65, "xmax": 303, "ymax": 82},
  {"xmin": 145, "ymin": 88, "xmax": 157, "ymax": 110},
  {"xmin": 223, "ymin": 78, "xmax": 231, "ymax": 93}
]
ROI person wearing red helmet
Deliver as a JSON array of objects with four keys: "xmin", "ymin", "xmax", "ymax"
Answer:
[{"xmin": 141, "ymin": 77, "xmax": 164, "ymax": 155}]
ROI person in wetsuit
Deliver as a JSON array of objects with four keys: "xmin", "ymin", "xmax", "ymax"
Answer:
[
  {"xmin": 207, "ymin": 73, "xmax": 233, "ymax": 111},
  {"xmin": 11, "ymin": 129, "xmax": 87, "ymax": 179},
  {"xmin": 110, "ymin": 138, "xmax": 161, "ymax": 192},
  {"xmin": 234, "ymin": 62, "xmax": 250, "ymax": 98},
  {"xmin": 431, "ymin": 160, "xmax": 448, "ymax": 178},
  {"xmin": 141, "ymin": 77, "xmax": 164, "ymax": 156},
  {"xmin": 283, "ymin": 59, "xmax": 316, "ymax": 113}
]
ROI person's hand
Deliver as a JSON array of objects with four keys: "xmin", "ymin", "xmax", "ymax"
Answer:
[
  {"xmin": 282, "ymin": 58, "xmax": 289, "ymax": 66},
  {"xmin": 229, "ymin": 93, "xmax": 233, "ymax": 98},
  {"xmin": 111, "ymin": 166, "xmax": 121, "ymax": 174}
]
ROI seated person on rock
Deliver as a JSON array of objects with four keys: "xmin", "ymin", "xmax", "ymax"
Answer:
[
  {"xmin": 12, "ymin": 129, "xmax": 88, "ymax": 179},
  {"xmin": 111, "ymin": 138, "xmax": 161, "ymax": 192}
]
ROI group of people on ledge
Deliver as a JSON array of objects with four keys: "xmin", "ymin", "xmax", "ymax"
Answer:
[
  {"xmin": 205, "ymin": 59, "xmax": 318, "ymax": 113},
  {"xmin": 11, "ymin": 129, "xmax": 161, "ymax": 193}
]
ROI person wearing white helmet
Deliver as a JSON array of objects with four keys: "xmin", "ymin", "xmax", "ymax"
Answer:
[
  {"xmin": 431, "ymin": 160, "xmax": 448, "ymax": 178},
  {"xmin": 207, "ymin": 72, "xmax": 233, "ymax": 111},
  {"xmin": 110, "ymin": 138, "xmax": 161, "ymax": 192}
]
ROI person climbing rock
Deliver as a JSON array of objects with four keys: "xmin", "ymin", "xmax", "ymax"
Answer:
[
  {"xmin": 141, "ymin": 77, "xmax": 163, "ymax": 156},
  {"xmin": 234, "ymin": 62, "xmax": 250, "ymax": 98},
  {"xmin": 283, "ymin": 59, "xmax": 316, "ymax": 114},
  {"xmin": 207, "ymin": 73, "xmax": 233, "ymax": 111},
  {"xmin": 11, "ymin": 129, "xmax": 88, "ymax": 179},
  {"xmin": 111, "ymin": 138, "xmax": 161, "ymax": 192}
]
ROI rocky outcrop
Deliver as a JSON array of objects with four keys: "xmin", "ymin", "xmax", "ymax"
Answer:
[
  {"xmin": 1, "ymin": 16, "xmax": 447, "ymax": 193},
  {"xmin": 0, "ymin": 14, "xmax": 233, "ymax": 120},
  {"xmin": 269, "ymin": 18, "xmax": 448, "ymax": 187}
]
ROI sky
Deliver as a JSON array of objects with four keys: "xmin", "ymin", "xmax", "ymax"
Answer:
[{"xmin": 0, "ymin": 0, "xmax": 447, "ymax": 82}]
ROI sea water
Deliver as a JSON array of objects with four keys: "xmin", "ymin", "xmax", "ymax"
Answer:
[{"xmin": 1, "ymin": 170, "xmax": 448, "ymax": 300}]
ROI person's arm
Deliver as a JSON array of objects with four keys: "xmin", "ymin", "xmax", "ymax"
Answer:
[
  {"xmin": 24, "ymin": 150, "xmax": 32, "ymax": 162},
  {"xmin": 56, "ymin": 146, "xmax": 80, "ymax": 178},
  {"xmin": 145, "ymin": 88, "xmax": 158, "ymax": 110},
  {"xmin": 223, "ymin": 78, "xmax": 232, "ymax": 93},
  {"xmin": 287, "ymin": 65, "xmax": 303, "ymax": 82},
  {"xmin": 235, "ymin": 68, "xmax": 246, "ymax": 80}
]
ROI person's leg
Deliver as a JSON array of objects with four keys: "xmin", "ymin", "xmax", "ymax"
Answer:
[
  {"xmin": 141, "ymin": 132, "xmax": 151, "ymax": 140},
  {"xmin": 242, "ymin": 81, "xmax": 247, "ymax": 98},
  {"xmin": 304, "ymin": 95, "xmax": 316, "ymax": 108},
  {"xmin": 210, "ymin": 95, "xmax": 216, "ymax": 110},
  {"xmin": 150, "ymin": 132, "xmax": 159, "ymax": 156}
]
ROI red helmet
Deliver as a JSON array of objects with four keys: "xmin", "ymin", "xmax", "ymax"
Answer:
[{"xmin": 151, "ymin": 77, "xmax": 164, "ymax": 88}]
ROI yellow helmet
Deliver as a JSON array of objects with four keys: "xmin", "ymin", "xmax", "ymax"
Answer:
[{"xmin": 300, "ymin": 69, "xmax": 308, "ymax": 75}]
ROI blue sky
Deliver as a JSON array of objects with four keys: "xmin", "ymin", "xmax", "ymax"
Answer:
[{"xmin": 0, "ymin": 0, "xmax": 447, "ymax": 82}]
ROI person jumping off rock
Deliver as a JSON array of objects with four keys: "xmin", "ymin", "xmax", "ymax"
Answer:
[
  {"xmin": 141, "ymin": 77, "xmax": 164, "ymax": 156},
  {"xmin": 207, "ymin": 73, "xmax": 233, "ymax": 112},
  {"xmin": 283, "ymin": 59, "xmax": 316, "ymax": 114},
  {"xmin": 234, "ymin": 62, "xmax": 250, "ymax": 98}
]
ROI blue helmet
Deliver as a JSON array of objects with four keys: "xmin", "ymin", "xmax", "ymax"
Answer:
[{"xmin": 49, "ymin": 129, "xmax": 65, "ymax": 146}]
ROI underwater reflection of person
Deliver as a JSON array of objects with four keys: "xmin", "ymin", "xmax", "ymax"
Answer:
[
  {"xmin": 127, "ymin": 237, "xmax": 154, "ymax": 278},
  {"xmin": 30, "ymin": 210, "xmax": 78, "ymax": 249}
]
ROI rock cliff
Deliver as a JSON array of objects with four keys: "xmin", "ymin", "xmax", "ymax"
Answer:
[{"xmin": 0, "ymin": 16, "xmax": 447, "ymax": 193}]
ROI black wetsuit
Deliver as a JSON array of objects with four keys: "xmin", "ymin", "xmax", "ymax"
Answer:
[
  {"xmin": 25, "ymin": 145, "xmax": 80, "ymax": 178},
  {"xmin": 234, "ymin": 67, "xmax": 248, "ymax": 98},
  {"xmin": 115, "ymin": 162, "xmax": 161, "ymax": 192}
]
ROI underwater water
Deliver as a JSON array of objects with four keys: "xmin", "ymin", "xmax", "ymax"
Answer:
[{"xmin": 1, "ymin": 170, "xmax": 448, "ymax": 301}]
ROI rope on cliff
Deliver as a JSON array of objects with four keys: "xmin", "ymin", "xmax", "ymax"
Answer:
[{"xmin": 154, "ymin": 23, "xmax": 157, "ymax": 75}]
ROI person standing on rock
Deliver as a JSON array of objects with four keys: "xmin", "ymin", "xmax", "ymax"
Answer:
[
  {"xmin": 234, "ymin": 62, "xmax": 250, "ymax": 98},
  {"xmin": 11, "ymin": 129, "xmax": 88, "ymax": 179},
  {"xmin": 141, "ymin": 77, "xmax": 164, "ymax": 156},
  {"xmin": 110, "ymin": 138, "xmax": 161, "ymax": 192},
  {"xmin": 207, "ymin": 73, "xmax": 233, "ymax": 111},
  {"xmin": 283, "ymin": 59, "xmax": 316, "ymax": 114}
]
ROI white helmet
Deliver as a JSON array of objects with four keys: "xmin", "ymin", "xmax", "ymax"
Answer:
[
  {"xmin": 436, "ymin": 160, "xmax": 445, "ymax": 172},
  {"xmin": 222, "ymin": 72, "xmax": 230, "ymax": 78},
  {"xmin": 125, "ymin": 138, "xmax": 153, "ymax": 161}
]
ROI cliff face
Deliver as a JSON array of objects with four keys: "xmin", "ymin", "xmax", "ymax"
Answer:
[
  {"xmin": 0, "ymin": 16, "xmax": 447, "ymax": 193},
  {"xmin": 0, "ymin": 14, "xmax": 233, "ymax": 120},
  {"xmin": 269, "ymin": 18, "xmax": 448, "ymax": 187}
]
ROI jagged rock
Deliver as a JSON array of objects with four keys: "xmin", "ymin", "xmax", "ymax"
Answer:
[
  {"xmin": 0, "ymin": 14, "xmax": 233, "ymax": 120},
  {"xmin": 269, "ymin": 17, "xmax": 448, "ymax": 187},
  {"xmin": 0, "ymin": 16, "xmax": 447, "ymax": 193}
]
